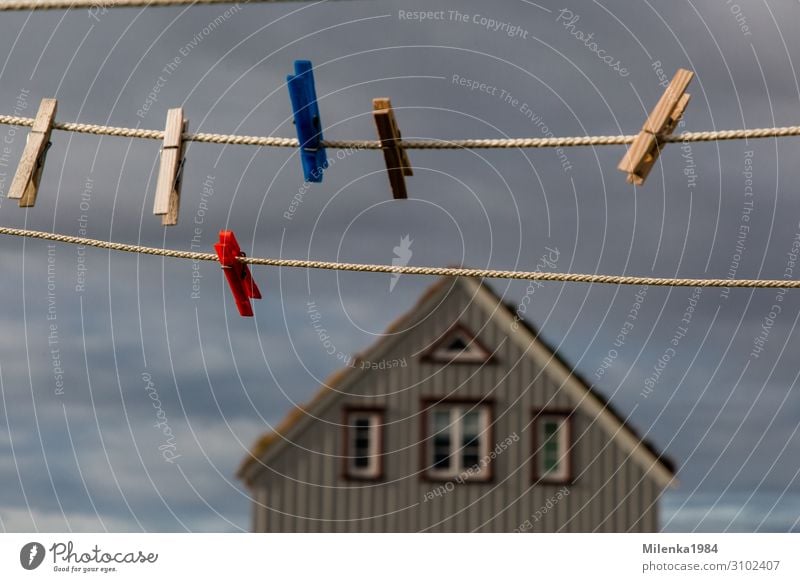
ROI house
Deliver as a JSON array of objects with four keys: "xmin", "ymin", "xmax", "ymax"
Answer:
[{"xmin": 237, "ymin": 276, "xmax": 675, "ymax": 532}]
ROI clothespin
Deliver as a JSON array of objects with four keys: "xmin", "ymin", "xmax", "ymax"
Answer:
[
  {"xmin": 8, "ymin": 98, "xmax": 57, "ymax": 207},
  {"xmin": 153, "ymin": 108, "xmax": 187, "ymax": 226},
  {"xmin": 618, "ymin": 68, "xmax": 694, "ymax": 185},
  {"xmin": 287, "ymin": 60, "xmax": 327, "ymax": 183},
  {"xmin": 373, "ymin": 98, "xmax": 413, "ymax": 199},
  {"xmin": 214, "ymin": 230, "xmax": 262, "ymax": 317}
]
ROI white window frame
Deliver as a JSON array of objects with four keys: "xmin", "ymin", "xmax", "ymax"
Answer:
[
  {"xmin": 535, "ymin": 414, "xmax": 570, "ymax": 483},
  {"xmin": 426, "ymin": 325, "xmax": 492, "ymax": 364},
  {"xmin": 345, "ymin": 410, "xmax": 382, "ymax": 479},
  {"xmin": 426, "ymin": 403, "xmax": 491, "ymax": 480}
]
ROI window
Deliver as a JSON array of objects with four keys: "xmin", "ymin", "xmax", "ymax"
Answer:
[
  {"xmin": 533, "ymin": 413, "xmax": 571, "ymax": 483},
  {"xmin": 424, "ymin": 402, "xmax": 492, "ymax": 480},
  {"xmin": 344, "ymin": 409, "xmax": 383, "ymax": 479},
  {"xmin": 423, "ymin": 323, "xmax": 493, "ymax": 364}
]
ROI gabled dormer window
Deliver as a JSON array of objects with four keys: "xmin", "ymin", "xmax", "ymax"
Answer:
[
  {"xmin": 423, "ymin": 323, "xmax": 493, "ymax": 364},
  {"xmin": 343, "ymin": 408, "xmax": 383, "ymax": 480}
]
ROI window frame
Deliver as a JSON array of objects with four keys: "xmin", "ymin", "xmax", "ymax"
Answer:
[
  {"xmin": 421, "ymin": 323, "xmax": 495, "ymax": 365},
  {"xmin": 531, "ymin": 409, "xmax": 573, "ymax": 485},
  {"xmin": 342, "ymin": 407, "xmax": 385, "ymax": 481},
  {"xmin": 420, "ymin": 398, "xmax": 494, "ymax": 482}
]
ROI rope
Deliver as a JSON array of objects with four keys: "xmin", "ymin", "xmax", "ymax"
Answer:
[
  {"xmin": 1, "ymin": 113, "xmax": 799, "ymax": 150},
  {"xmin": 0, "ymin": 0, "xmax": 307, "ymax": 11},
  {"xmin": 2, "ymin": 225, "xmax": 798, "ymax": 289}
]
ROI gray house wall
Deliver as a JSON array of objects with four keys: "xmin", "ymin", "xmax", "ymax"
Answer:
[{"xmin": 243, "ymin": 278, "xmax": 670, "ymax": 532}]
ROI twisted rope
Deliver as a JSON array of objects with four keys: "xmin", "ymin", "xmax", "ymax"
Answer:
[
  {"xmin": 1, "ymin": 113, "xmax": 800, "ymax": 150},
  {"xmin": 0, "ymin": 0, "xmax": 303, "ymax": 10},
  {"xmin": 2, "ymin": 225, "xmax": 798, "ymax": 289}
]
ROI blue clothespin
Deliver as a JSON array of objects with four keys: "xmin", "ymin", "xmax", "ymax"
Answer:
[{"xmin": 287, "ymin": 60, "xmax": 328, "ymax": 183}]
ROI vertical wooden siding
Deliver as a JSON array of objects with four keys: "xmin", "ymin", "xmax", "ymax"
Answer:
[{"xmin": 251, "ymin": 283, "xmax": 663, "ymax": 532}]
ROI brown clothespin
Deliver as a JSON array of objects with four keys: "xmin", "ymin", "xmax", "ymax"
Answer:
[
  {"xmin": 373, "ymin": 98, "xmax": 412, "ymax": 199},
  {"xmin": 8, "ymin": 98, "xmax": 57, "ymax": 207},
  {"xmin": 618, "ymin": 69, "xmax": 694, "ymax": 185},
  {"xmin": 153, "ymin": 107, "xmax": 187, "ymax": 226}
]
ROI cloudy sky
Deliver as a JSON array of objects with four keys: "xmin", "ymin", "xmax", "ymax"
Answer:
[{"xmin": 0, "ymin": 0, "xmax": 799, "ymax": 532}]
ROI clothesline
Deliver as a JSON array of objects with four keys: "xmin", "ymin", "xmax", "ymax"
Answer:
[
  {"xmin": 0, "ymin": 0, "xmax": 308, "ymax": 11},
  {"xmin": 2, "ymin": 225, "xmax": 798, "ymax": 289},
  {"xmin": 1, "ymin": 112, "xmax": 799, "ymax": 150}
]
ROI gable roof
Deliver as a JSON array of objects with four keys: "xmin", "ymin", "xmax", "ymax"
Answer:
[{"xmin": 237, "ymin": 276, "xmax": 676, "ymax": 488}]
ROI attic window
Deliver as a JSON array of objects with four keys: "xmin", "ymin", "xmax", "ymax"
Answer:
[
  {"xmin": 446, "ymin": 337, "xmax": 468, "ymax": 351},
  {"xmin": 424, "ymin": 324, "xmax": 492, "ymax": 364},
  {"xmin": 344, "ymin": 409, "xmax": 383, "ymax": 480}
]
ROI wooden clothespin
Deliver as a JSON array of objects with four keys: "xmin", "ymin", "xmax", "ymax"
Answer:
[
  {"xmin": 373, "ymin": 98, "xmax": 413, "ymax": 199},
  {"xmin": 618, "ymin": 68, "xmax": 694, "ymax": 185},
  {"xmin": 287, "ymin": 60, "xmax": 327, "ymax": 183},
  {"xmin": 8, "ymin": 98, "xmax": 57, "ymax": 207},
  {"xmin": 152, "ymin": 107, "xmax": 187, "ymax": 226},
  {"xmin": 214, "ymin": 230, "xmax": 262, "ymax": 317}
]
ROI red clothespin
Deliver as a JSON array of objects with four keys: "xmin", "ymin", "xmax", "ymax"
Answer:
[{"xmin": 214, "ymin": 230, "xmax": 262, "ymax": 317}]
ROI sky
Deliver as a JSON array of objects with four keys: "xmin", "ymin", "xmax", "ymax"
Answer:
[{"xmin": 0, "ymin": 0, "xmax": 799, "ymax": 532}]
